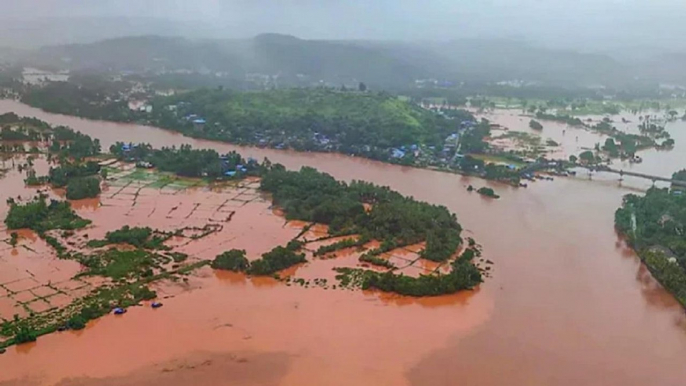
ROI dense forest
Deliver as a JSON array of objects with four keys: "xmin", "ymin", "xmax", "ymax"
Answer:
[{"xmin": 615, "ymin": 188, "xmax": 686, "ymax": 305}]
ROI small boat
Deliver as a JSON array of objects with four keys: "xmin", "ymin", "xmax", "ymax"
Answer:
[
  {"xmin": 113, "ymin": 307, "xmax": 126, "ymax": 315},
  {"xmin": 151, "ymin": 302, "xmax": 163, "ymax": 309}
]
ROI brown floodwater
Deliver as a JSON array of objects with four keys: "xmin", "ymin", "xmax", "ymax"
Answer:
[{"xmin": 1, "ymin": 100, "xmax": 686, "ymax": 385}]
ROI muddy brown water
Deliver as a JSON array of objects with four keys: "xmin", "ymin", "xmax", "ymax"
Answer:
[{"xmin": 1, "ymin": 100, "xmax": 686, "ymax": 385}]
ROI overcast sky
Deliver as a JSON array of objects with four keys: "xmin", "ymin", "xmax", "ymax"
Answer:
[{"xmin": 1, "ymin": 0, "xmax": 685, "ymax": 49}]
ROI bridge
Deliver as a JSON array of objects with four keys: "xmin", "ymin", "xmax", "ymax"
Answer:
[{"xmin": 588, "ymin": 166, "xmax": 686, "ymax": 188}]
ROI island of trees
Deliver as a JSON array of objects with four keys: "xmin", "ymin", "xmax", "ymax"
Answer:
[
  {"xmin": 477, "ymin": 187, "xmax": 500, "ymax": 199},
  {"xmin": 206, "ymin": 163, "xmax": 483, "ymax": 295},
  {"xmin": 529, "ymin": 120, "xmax": 543, "ymax": 131}
]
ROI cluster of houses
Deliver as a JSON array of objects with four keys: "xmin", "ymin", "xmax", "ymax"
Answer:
[
  {"xmin": 184, "ymin": 113, "xmax": 206, "ymax": 129},
  {"xmin": 222, "ymin": 155, "xmax": 257, "ymax": 177},
  {"xmin": 388, "ymin": 119, "xmax": 477, "ymax": 166}
]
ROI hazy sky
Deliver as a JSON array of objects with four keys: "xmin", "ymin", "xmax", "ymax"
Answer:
[{"xmin": 1, "ymin": 0, "xmax": 686, "ymax": 49}]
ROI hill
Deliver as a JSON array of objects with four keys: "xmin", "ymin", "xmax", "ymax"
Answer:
[
  {"xmin": 149, "ymin": 88, "xmax": 470, "ymax": 158},
  {"xmin": 18, "ymin": 34, "xmax": 626, "ymax": 88}
]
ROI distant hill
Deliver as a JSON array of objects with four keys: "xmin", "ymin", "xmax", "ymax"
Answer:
[
  {"xmin": 16, "ymin": 34, "xmax": 630, "ymax": 88},
  {"xmin": 431, "ymin": 39, "xmax": 624, "ymax": 85}
]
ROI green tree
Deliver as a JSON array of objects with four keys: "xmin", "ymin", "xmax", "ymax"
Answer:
[
  {"xmin": 66, "ymin": 177, "xmax": 101, "ymax": 200},
  {"xmin": 529, "ymin": 120, "xmax": 543, "ymax": 131},
  {"xmin": 579, "ymin": 150, "xmax": 595, "ymax": 163},
  {"xmin": 212, "ymin": 249, "xmax": 250, "ymax": 271}
]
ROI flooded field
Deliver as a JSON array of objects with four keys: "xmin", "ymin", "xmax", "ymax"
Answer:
[
  {"xmin": 1, "ymin": 100, "xmax": 686, "ymax": 385},
  {"xmin": 476, "ymin": 109, "xmax": 609, "ymax": 160}
]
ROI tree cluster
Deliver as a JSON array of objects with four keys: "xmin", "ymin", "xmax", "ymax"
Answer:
[
  {"xmin": 4, "ymin": 196, "xmax": 91, "ymax": 232},
  {"xmin": 110, "ymin": 142, "xmax": 260, "ymax": 179},
  {"xmin": 66, "ymin": 177, "xmax": 101, "ymax": 200},
  {"xmin": 360, "ymin": 257, "xmax": 482, "ymax": 296},
  {"xmin": 616, "ymin": 188, "xmax": 686, "ymax": 305},
  {"xmin": 50, "ymin": 126, "xmax": 101, "ymax": 160},
  {"xmin": 49, "ymin": 161, "xmax": 101, "ymax": 187},
  {"xmin": 212, "ymin": 243, "xmax": 307, "ymax": 276},
  {"xmin": 260, "ymin": 165, "xmax": 463, "ymax": 262}
]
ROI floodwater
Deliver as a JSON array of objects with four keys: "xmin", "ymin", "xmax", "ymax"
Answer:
[{"xmin": 1, "ymin": 100, "xmax": 686, "ymax": 385}]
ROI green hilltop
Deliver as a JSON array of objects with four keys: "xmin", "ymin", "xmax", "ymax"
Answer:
[{"xmin": 152, "ymin": 88, "xmax": 468, "ymax": 152}]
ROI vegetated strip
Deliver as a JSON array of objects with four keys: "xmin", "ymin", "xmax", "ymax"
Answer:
[{"xmin": 615, "ymin": 183, "xmax": 686, "ymax": 306}]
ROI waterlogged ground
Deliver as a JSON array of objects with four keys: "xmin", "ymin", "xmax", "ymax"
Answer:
[
  {"xmin": 0, "ymin": 157, "xmax": 309, "ymax": 339},
  {"xmin": 0, "ymin": 155, "xmax": 490, "ymax": 386},
  {"xmin": 2, "ymin": 101, "xmax": 686, "ymax": 385},
  {"xmin": 476, "ymin": 108, "xmax": 681, "ymax": 167}
]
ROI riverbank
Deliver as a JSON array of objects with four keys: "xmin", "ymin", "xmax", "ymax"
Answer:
[
  {"xmin": 12, "ymin": 95, "xmax": 547, "ymax": 186},
  {"xmin": 615, "ymin": 187, "xmax": 686, "ymax": 308}
]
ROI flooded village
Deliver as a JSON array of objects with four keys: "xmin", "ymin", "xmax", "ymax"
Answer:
[
  {"xmin": 0, "ymin": 98, "xmax": 685, "ymax": 386},
  {"xmin": 3, "ymin": 2, "xmax": 686, "ymax": 384}
]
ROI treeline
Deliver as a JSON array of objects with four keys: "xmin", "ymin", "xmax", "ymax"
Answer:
[
  {"xmin": 21, "ymin": 81, "xmax": 142, "ymax": 122},
  {"xmin": 673, "ymin": 169, "xmax": 686, "ymax": 182},
  {"xmin": 314, "ymin": 236, "xmax": 368, "ymax": 256},
  {"xmin": 212, "ymin": 241, "xmax": 306, "ymax": 276},
  {"xmin": 0, "ymin": 114, "xmax": 100, "ymax": 160},
  {"xmin": 0, "ymin": 112, "xmax": 52, "ymax": 141},
  {"xmin": 616, "ymin": 188, "xmax": 686, "ymax": 262},
  {"xmin": 535, "ymin": 112, "xmax": 585, "ymax": 127},
  {"xmin": 49, "ymin": 126, "xmax": 101, "ymax": 160},
  {"xmin": 361, "ymin": 258, "xmax": 482, "ymax": 296}
]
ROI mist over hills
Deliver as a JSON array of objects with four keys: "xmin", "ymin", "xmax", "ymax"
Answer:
[
  {"xmin": 13, "ymin": 33, "xmax": 642, "ymax": 88},
  {"xmin": 0, "ymin": 14, "xmax": 685, "ymax": 90}
]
